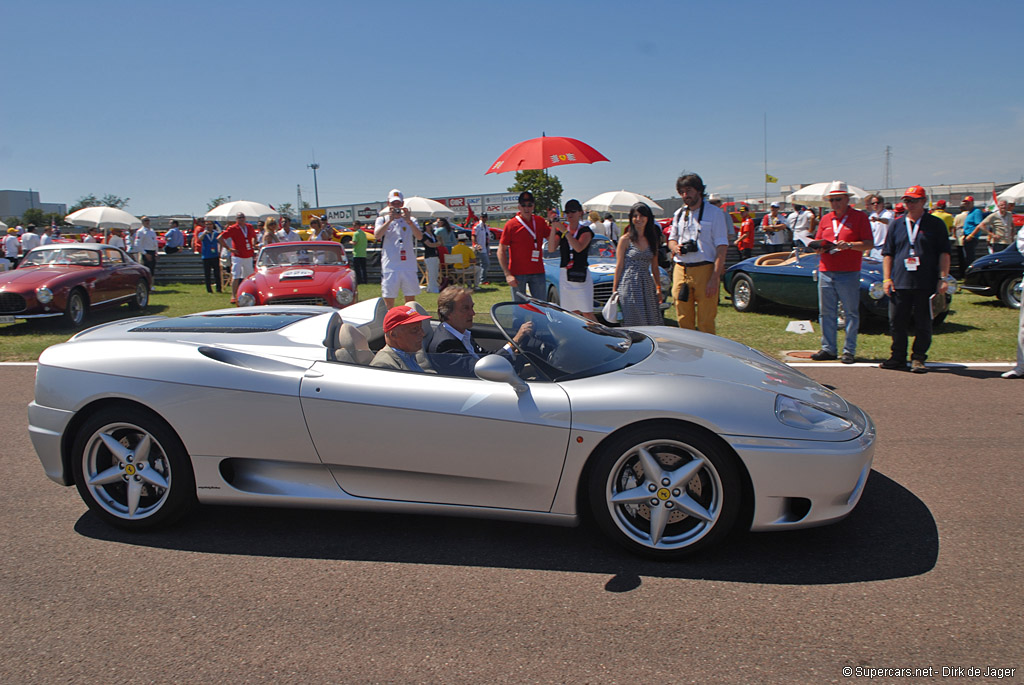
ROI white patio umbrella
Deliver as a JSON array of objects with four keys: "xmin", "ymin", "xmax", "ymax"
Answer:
[
  {"xmin": 997, "ymin": 182, "xmax": 1024, "ymax": 203},
  {"xmin": 582, "ymin": 190, "xmax": 663, "ymax": 214},
  {"xmin": 0, "ymin": 220, "xmax": 7, "ymax": 230},
  {"xmin": 786, "ymin": 182, "xmax": 869, "ymax": 208},
  {"xmin": 205, "ymin": 200, "xmax": 279, "ymax": 222},
  {"xmin": 64, "ymin": 206, "xmax": 143, "ymax": 230},
  {"xmin": 377, "ymin": 196, "xmax": 455, "ymax": 219}
]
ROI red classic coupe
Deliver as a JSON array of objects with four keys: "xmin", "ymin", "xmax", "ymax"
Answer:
[
  {"xmin": 0, "ymin": 243, "xmax": 151, "ymax": 327},
  {"xmin": 236, "ymin": 241, "xmax": 357, "ymax": 309}
]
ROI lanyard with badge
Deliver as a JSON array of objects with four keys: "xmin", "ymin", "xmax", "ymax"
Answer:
[
  {"xmin": 516, "ymin": 214, "xmax": 542, "ymax": 262},
  {"xmin": 394, "ymin": 217, "xmax": 409, "ymax": 261},
  {"xmin": 904, "ymin": 216, "xmax": 921, "ymax": 271}
]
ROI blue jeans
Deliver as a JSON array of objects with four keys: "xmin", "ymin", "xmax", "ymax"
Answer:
[
  {"xmin": 818, "ymin": 270, "xmax": 861, "ymax": 355},
  {"xmin": 511, "ymin": 273, "xmax": 546, "ymax": 301}
]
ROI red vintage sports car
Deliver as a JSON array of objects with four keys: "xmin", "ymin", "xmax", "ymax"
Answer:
[
  {"xmin": 236, "ymin": 241, "xmax": 357, "ymax": 308},
  {"xmin": 0, "ymin": 243, "xmax": 151, "ymax": 327}
]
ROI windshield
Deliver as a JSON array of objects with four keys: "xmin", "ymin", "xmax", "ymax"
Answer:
[
  {"xmin": 258, "ymin": 244, "xmax": 347, "ymax": 267},
  {"xmin": 491, "ymin": 300, "xmax": 653, "ymax": 381},
  {"xmin": 20, "ymin": 247, "xmax": 100, "ymax": 267}
]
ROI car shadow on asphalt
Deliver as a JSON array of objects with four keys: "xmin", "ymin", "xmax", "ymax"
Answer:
[{"xmin": 74, "ymin": 469, "xmax": 936, "ymax": 588}]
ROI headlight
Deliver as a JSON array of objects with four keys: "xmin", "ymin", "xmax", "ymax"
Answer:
[
  {"xmin": 237, "ymin": 292, "xmax": 256, "ymax": 307},
  {"xmin": 868, "ymin": 281, "xmax": 885, "ymax": 299},
  {"xmin": 943, "ymin": 275, "xmax": 958, "ymax": 295},
  {"xmin": 334, "ymin": 288, "xmax": 354, "ymax": 306},
  {"xmin": 775, "ymin": 395, "xmax": 853, "ymax": 432},
  {"xmin": 36, "ymin": 287, "xmax": 54, "ymax": 304}
]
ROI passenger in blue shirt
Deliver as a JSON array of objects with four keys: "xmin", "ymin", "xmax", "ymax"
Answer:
[
  {"xmin": 960, "ymin": 196, "xmax": 986, "ymax": 270},
  {"xmin": 198, "ymin": 220, "xmax": 222, "ymax": 293}
]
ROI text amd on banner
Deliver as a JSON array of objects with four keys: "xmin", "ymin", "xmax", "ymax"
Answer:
[{"xmin": 327, "ymin": 208, "xmax": 352, "ymax": 223}]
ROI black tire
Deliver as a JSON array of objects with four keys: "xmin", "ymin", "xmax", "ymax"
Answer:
[
  {"xmin": 63, "ymin": 289, "xmax": 87, "ymax": 327},
  {"xmin": 71, "ymin": 406, "xmax": 196, "ymax": 530},
  {"xmin": 588, "ymin": 424, "xmax": 741, "ymax": 559},
  {"xmin": 127, "ymin": 280, "xmax": 149, "ymax": 310},
  {"xmin": 999, "ymin": 275, "xmax": 1022, "ymax": 309},
  {"xmin": 731, "ymin": 274, "xmax": 758, "ymax": 312},
  {"xmin": 547, "ymin": 285, "xmax": 559, "ymax": 305}
]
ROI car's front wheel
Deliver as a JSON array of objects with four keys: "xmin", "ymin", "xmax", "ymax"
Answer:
[
  {"xmin": 71, "ymin": 406, "xmax": 195, "ymax": 529},
  {"xmin": 731, "ymin": 274, "xmax": 757, "ymax": 312},
  {"xmin": 63, "ymin": 289, "xmax": 87, "ymax": 327},
  {"xmin": 547, "ymin": 285, "xmax": 559, "ymax": 305},
  {"xmin": 128, "ymin": 280, "xmax": 149, "ymax": 310},
  {"xmin": 1000, "ymin": 275, "xmax": 1022, "ymax": 309},
  {"xmin": 588, "ymin": 425, "xmax": 741, "ymax": 559}
]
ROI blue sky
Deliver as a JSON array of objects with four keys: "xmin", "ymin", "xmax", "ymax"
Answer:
[{"xmin": 3, "ymin": 0, "xmax": 1021, "ymax": 216}]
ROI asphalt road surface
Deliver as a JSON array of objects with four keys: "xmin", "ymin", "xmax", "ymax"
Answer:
[{"xmin": 1, "ymin": 364, "xmax": 1020, "ymax": 683}]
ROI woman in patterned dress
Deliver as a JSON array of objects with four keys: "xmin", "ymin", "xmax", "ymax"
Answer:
[{"xmin": 612, "ymin": 202, "xmax": 663, "ymax": 326}]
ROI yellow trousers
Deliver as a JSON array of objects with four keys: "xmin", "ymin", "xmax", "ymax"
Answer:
[{"xmin": 672, "ymin": 262, "xmax": 719, "ymax": 334}]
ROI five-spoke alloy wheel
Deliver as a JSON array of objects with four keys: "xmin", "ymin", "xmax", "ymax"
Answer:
[
  {"xmin": 589, "ymin": 426, "xmax": 741, "ymax": 559},
  {"xmin": 72, "ymin": 406, "xmax": 195, "ymax": 529}
]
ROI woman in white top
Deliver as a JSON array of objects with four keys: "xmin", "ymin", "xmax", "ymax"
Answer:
[{"xmin": 548, "ymin": 199, "xmax": 596, "ymax": 321}]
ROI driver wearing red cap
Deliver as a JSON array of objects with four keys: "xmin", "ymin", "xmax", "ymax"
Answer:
[{"xmin": 370, "ymin": 305, "xmax": 435, "ymax": 372}]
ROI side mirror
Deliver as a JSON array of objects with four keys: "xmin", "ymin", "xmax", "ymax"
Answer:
[{"xmin": 474, "ymin": 354, "xmax": 528, "ymax": 394}]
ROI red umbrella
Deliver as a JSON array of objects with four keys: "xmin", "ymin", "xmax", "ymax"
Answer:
[{"xmin": 485, "ymin": 136, "xmax": 609, "ymax": 174}]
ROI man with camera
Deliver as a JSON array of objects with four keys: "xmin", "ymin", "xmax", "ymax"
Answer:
[
  {"xmin": 374, "ymin": 189, "xmax": 423, "ymax": 308},
  {"xmin": 667, "ymin": 173, "xmax": 730, "ymax": 334}
]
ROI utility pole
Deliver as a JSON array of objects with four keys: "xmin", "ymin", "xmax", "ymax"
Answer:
[
  {"xmin": 296, "ymin": 185, "xmax": 302, "ymax": 217},
  {"xmin": 883, "ymin": 146, "xmax": 892, "ymax": 189},
  {"xmin": 307, "ymin": 161, "xmax": 320, "ymax": 208}
]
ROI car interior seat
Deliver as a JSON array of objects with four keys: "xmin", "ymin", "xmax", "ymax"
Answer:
[
  {"xmin": 404, "ymin": 301, "xmax": 434, "ymax": 350},
  {"xmin": 323, "ymin": 311, "xmax": 374, "ymax": 365}
]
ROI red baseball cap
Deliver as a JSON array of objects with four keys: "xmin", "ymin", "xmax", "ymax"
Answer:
[
  {"xmin": 383, "ymin": 305, "xmax": 431, "ymax": 333},
  {"xmin": 895, "ymin": 202, "xmax": 906, "ymax": 212},
  {"xmin": 902, "ymin": 185, "xmax": 926, "ymax": 199},
  {"xmin": 963, "ymin": 195, "xmax": 975, "ymax": 203},
  {"xmin": 935, "ymin": 199, "xmax": 947, "ymax": 208}
]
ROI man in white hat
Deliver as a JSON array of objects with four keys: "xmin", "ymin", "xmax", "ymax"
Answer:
[
  {"xmin": 374, "ymin": 189, "xmax": 423, "ymax": 308},
  {"xmin": 810, "ymin": 181, "xmax": 874, "ymax": 363}
]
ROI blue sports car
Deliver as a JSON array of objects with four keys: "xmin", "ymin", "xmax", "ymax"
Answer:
[
  {"xmin": 543, "ymin": 234, "xmax": 671, "ymax": 320},
  {"xmin": 723, "ymin": 249, "xmax": 956, "ymax": 324}
]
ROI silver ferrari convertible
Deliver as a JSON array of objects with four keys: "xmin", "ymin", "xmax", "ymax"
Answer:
[{"xmin": 28, "ymin": 297, "xmax": 875, "ymax": 559}]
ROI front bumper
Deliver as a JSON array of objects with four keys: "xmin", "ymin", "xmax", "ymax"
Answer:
[{"xmin": 725, "ymin": 406, "xmax": 876, "ymax": 531}]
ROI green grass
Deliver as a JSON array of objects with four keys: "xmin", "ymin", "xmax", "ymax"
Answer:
[{"xmin": 2, "ymin": 281, "xmax": 1019, "ymax": 363}]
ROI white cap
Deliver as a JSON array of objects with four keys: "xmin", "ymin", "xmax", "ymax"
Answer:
[
  {"xmin": 387, "ymin": 189, "xmax": 404, "ymax": 203},
  {"xmin": 770, "ymin": 202, "xmax": 780, "ymax": 208}
]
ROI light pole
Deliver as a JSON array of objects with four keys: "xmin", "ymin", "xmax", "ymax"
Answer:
[{"xmin": 307, "ymin": 162, "xmax": 320, "ymax": 208}]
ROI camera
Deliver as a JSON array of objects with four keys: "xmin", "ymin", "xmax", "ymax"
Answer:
[{"xmin": 678, "ymin": 239, "xmax": 699, "ymax": 254}]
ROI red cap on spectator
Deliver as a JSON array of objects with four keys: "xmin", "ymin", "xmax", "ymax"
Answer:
[
  {"xmin": 935, "ymin": 200, "xmax": 947, "ymax": 208},
  {"xmin": 963, "ymin": 196, "xmax": 975, "ymax": 203},
  {"xmin": 383, "ymin": 305, "xmax": 431, "ymax": 333},
  {"xmin": 902, "ymin": 185, "xmax": 926, "ymax": 199}
]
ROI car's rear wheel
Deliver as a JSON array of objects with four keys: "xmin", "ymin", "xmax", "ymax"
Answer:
[
  {"xmin": 63, "ymin": 289, "xmax": 87, "ymax": 327},
  {"xmin": 1000, "ymin": 275, "xmax": 1022, "ymax": 309},
  {"xmin": 128, "ymin": 281, "xmax": 149, "ymax": 310},
  {"xmin": 731, "ymin": 274, "xmax": 757, "ymax": 312},
  {"xmin": 588, "ymin": 425, "xmax": 741, "ymax": 559},
  {"xmin": 547, "ymin": 285, "xmax": 559, "ymax": 305},
  {"xmin": 71, "ymin": 406, "xmax": 195, "ymax": 530}
]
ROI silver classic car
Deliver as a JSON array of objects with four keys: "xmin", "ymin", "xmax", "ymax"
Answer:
[{"xmin": 28, "ymin": 297, "xmax": 875, "ymax": 558}]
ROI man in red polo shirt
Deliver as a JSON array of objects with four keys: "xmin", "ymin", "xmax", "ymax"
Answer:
[
  {"xmin": 811, "ymin": 181, "xmax": 873, "ymax": 363},
  {"xmin": 498, "ymin": 191, "xmax": 551, "ymax": 301},
  {"xmin": 218, "ymin": 212, "xmax": 258, "ymax": 302}
]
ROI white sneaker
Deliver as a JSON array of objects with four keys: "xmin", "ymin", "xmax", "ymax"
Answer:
[{"xmin": 1001, "ymin": 369, "xmax": 1024, "ymax": 379}]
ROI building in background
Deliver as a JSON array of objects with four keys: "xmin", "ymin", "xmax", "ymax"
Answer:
[{"xmin": 0, "ymin": 190, "xmax": 66, "ymax": 218}]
